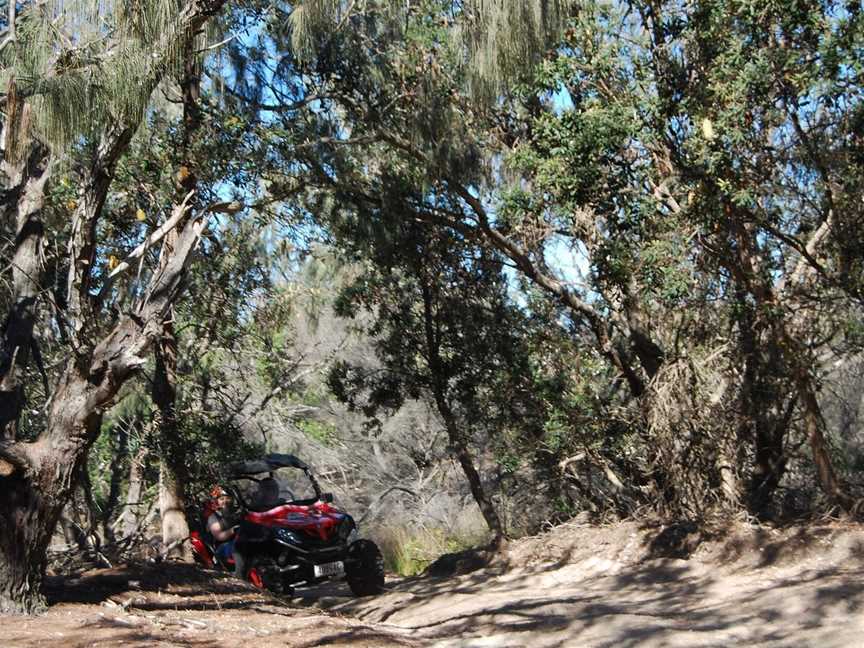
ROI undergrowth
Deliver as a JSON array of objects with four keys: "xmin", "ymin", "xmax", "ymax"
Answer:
[{"xmin": 373, "ymin": 525, "xmax": 489, "ymax": 576}]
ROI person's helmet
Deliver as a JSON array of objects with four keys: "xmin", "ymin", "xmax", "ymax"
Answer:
[{"xmin": 210, "ymin": 485, "xmax": 228, "ymax": 499}]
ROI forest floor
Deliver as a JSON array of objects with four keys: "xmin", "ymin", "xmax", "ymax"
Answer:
[{"xmin": 4, "ymin": 519, "xmax": 864, "ymax": 647}]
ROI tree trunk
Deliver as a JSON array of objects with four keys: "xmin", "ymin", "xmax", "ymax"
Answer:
[
  {"xmin": 420, "ymin": 282, "xmax": 505, "ymax": 544},
  {"xmin": 153, "ymin": 317, "xmax": 191, "ymax": 559},
  {"xmin": 0, "ymin": 474, "xmax": 59, "ymax": 614},
  {"xmin": 736, "ymin": 307, "xmax": 789, "ymax": 514},
  {"xmin": 623, "ymin": 276, "xmax": 665, "ymax": 381},
  {"xmin": 717, "ymin": 438, "xmax": 743, "ymax": 510},
  {"xmin": 150, "ymin": 46, "xmax": 203, "ymax": 561},
  {"xmin": 747, "ymin": 401, "xmax": 792, "ymax": 514},
  {"xmin": 726, "ymin": 211, "xmax": 850, "ymax": 511},
  {"xmin": 59, "ymin": 467, "xmax": 101, "ymax": 553},
  {"xmin": 59, "ymin": 514, "xmax": 83, "ymax": 551},
  {"xmin": 451, "ymin": 433, "xmax": 506, "ymax": 546},
  {"xmin": 0, "ymin": 212, "xmax": 208, "ymax": 610},
  {"xmin": 0, "ymin": 132, "xmax": 51, "ymax": 438},
  {"xmin": 796, "ymin": 365, "xmax": 851, "ymax": 509},
  {"xmin": 0, "ymin": 367, "xmax": 102, "ymax": 613},
  {"xmin": 121, "ymin": 446, "xmax": 149, "ymax": 539},
  {"xmin": 100, "ymin": 423, "xmax": 131, "ymax": 543},
  {"xmin": 157, "ymin": 457, "xmax": 192, "ymax": 559},
  {"xmin": 77, "ymin": 465, "xmax": 100, "ymax": 546},
  {"xmin": 433, "ymin": 386, "xmax": 505, "ymax": 544}
]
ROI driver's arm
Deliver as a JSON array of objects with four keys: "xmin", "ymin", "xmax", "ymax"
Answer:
[{"xmin": 208, "ymin": 518, "xmax": 235, "ymax": 543}]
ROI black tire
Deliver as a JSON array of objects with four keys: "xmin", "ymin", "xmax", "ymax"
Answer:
[{"xmin": 345, "ymin": 539, "xmax": 385, "ymax": 596}]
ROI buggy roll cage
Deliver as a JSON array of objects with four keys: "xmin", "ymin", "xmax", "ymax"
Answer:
[{"xmin": 222, "ymin": 453, "xmax": 328, "ymax": 508}]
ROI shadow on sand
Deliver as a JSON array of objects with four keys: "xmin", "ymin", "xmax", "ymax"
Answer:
[{"xmin": 40, "ymin": 524, "xmax": 864, "ymax": 647}]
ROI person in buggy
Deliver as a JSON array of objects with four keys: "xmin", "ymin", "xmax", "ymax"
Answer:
[
  {"xmin": 206, "ymin": 485, "xmax": 239, "ymax": 567},
  {"xmin": 202, "ymin": 481, "xmax": 280, "ymax": 578},
  {"xmin": 192, "ymin": 454, "xmax": 385, "ymax": 596}
]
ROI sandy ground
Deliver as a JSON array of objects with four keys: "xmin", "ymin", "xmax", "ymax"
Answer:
[{"xmin": 4, "ymin": 520, "xmax": 864, "ymax": 647}]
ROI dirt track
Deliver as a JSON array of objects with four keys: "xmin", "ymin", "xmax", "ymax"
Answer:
[
  {"xmin": 4, "ymin": 521, "xmax": 864, "ymax": 647},
  {"xmin": 325, "ymin": 521, "xmax": 864, "ymax": 647}
]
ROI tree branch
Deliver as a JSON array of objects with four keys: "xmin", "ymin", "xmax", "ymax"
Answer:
[
  {"xmin": 772, "ymin": 213, "xmax": 834, "ymax": 294},
  {"xmin": 97, "ymin": 191, "xmax": 197, "ymax": 301},
  {"xmin": 0, "ymin": 440, "xmax": 31, "ymax": 477},
  {"xmin": 0, "ymin": 0, "xmax": 16, "ymax": 55},
  {"xmin": 446, "ymin": 180, "xmax": 647, "ymax": 396},
  {"xmin": 65, "ymin": 122, "xmax": 137, "ymax": 340}
]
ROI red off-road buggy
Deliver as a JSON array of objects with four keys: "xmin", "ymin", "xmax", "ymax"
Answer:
[{"xmin": 190, "ymin": 454, "xmax": 384, "ymax": 597}]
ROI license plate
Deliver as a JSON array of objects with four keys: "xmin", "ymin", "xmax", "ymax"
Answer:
[{"xmin": 313, "ymin": 561, "xmax": 345, "ymax": 578}]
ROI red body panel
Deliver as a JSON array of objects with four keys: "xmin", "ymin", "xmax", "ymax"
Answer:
[
  {"xmin": 248, "ymin": 568, "xmax": 265, "ymax": 589},
  {"xmin": 190, "ymin": 530, "xmax": 213, "ymax": 567},
  {"xmin": 244, "ymin": 502, "xmax": 345, "ymax": 541}
]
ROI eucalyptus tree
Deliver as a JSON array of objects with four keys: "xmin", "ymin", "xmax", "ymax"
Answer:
[
  {"xmin": 0, "ymin": 0, "xmax": 229, "ymax": 613},
  {"xmin": 151, "ymin": 19, "xmax": 216, "ymax": 560}
]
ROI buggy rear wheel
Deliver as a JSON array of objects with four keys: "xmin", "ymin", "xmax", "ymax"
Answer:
[{"xmin": 346, "ymin": 539, "xmax": 385, "ymax": 596}]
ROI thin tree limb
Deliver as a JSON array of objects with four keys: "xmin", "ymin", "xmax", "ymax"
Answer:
[
  {"xmin": 97, "ymin": 191, "xmax": 197, "ymax": 299},
  {"xmin": 0, "ymin": 0, "xmax": 16, "ymax": 54},
  {"xmin": 357, "ymin": 486, "xmax": 418, "ymax": 524}
]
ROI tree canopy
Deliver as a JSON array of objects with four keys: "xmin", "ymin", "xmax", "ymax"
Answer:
[{"xmin": 2, "ymin": 0, "xmax": 863, "ymax": 614}]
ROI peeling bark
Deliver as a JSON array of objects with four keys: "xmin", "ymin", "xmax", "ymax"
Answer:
[{"xmin": 0, "ymin": 132, "xmax": 51, "ymax": 438}]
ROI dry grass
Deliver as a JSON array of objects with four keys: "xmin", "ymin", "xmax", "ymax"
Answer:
[{"xmin": 372, "ymin": 524, "xmax": 489, "ymax": 576}]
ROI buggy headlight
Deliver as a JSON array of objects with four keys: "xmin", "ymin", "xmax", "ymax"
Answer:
[{"xmin": 275, "ymin": 528, "xmax": 302, "ymax": 545}]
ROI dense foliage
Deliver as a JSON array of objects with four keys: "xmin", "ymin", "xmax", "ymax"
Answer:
[
  {"xmin": 2, "ymin": 0, "xmax": 863, "ymax": 613},
  {"xmin": 275, "ymin": 0, "xmax": 864, "ymax": 520}
]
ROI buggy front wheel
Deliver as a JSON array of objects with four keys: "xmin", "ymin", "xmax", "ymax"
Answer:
[{"xmin": 345, "ymin": 539, "xmax": 385, "ymax": 596}]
